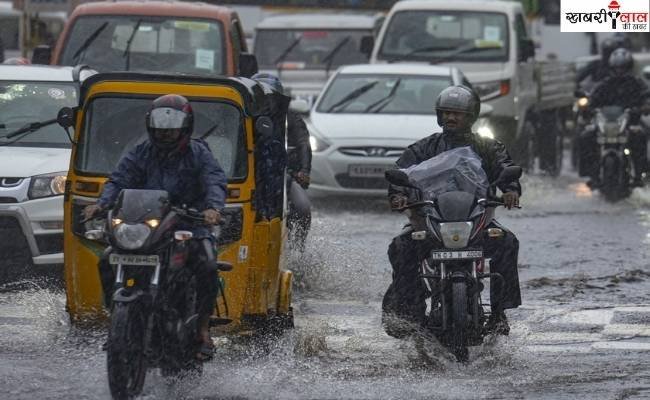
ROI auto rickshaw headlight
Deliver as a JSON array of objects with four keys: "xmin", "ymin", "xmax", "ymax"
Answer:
[
  {"xmin": 28, "ymin": 172, "xmax": 67, "ymax": 199},
  {"xmin": 114, "ymin": 223, "xmax": 151, "ymax": 250}
]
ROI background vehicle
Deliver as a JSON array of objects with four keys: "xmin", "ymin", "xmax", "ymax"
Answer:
[
  {"xmin": 254, "ymin": 12, "xmax": 383, "ymax": 106},
  {"xmin": 62, "ymin": 72, "xmax": 293, "ymax": 338},
  {"xmin": 45, "ymin": 1, "xmax": 257, "ymax": 77},
  {"xmin": 370, "ymin": 0, "xmax": 575, "ymax": 175},
  {"xmin": 385, "ymin": 150, "xmax": 522, "ymax": 362},
  {"xmin": 306, "ymin": 63, "xmax": 489, "ymax": 196},
  {"xmin": 0, "ymin": 64, "xmax": 94, "ymax": 279}
]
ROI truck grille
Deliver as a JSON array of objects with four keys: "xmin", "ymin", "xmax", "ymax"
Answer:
[{"xmin": 335, "ymin": 174, "xmax": 389, "ymax": 190}]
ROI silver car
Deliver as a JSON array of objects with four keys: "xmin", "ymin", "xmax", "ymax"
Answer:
[{"xmin": 307, "ymin": 63, "xmax": 486, "ymax": 196}]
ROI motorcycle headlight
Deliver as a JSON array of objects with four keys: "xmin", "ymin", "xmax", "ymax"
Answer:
[
  {"xmin": 439, "ymin": 222, "xmax": 473, "ymax": 249},
  {"xmin": 28, "ymin": 172, "xmax": 67, "ymax": 199},
  {"xmin": 114, "ymin": 223, "xmax": 151, "ymax": 250},
  {"xmin": 577, "ymin": 97, "xmax": 589, "ymax": 108}
]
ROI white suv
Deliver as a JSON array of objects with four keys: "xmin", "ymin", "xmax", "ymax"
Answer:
[{"xmin": 0, "ymin": 65, "xmax": 94, "ymax": 269}]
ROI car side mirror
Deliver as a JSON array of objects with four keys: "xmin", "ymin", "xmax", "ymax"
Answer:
[
  {"xmin": 643, "ymin": 65, "xmax": 650, "ymax": 81},
  {"xmin": 31, "ymin": 45, "xmax": 52, "ymax": 65},
  {"xmin": 57, "ymin": 107, "xmax": 76, "ymax": 129},
  {"xmin": 239, "ymin": 53, "xmax": 259, "ymax": 78},
  {"xmin": 478, "ymin": 103, "xmax": 493, "ymax": 117},
  {"xmin": 518, "ymin": 39, "xmax": 535, "ymax": 62},
  {"xmin": 255, "ymin": 116, "xmax": 273, "ymax": 139},
  {"xmin": 289, "ymin": 99, "xmax": 310, "ymax": 114},
  {"xmin": 385, "ymin": 169, "xmax": 412, "ymax": 187},
  {"xmin": 496, "ymin": 166, "xmax": 523, "ymax": 184},
  {"xmin": 360, "ymin": 35, "xmax": 375, "ymax": 59}
]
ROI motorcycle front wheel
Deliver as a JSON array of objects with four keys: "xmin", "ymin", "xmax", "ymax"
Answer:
[
  {"xmin": 451, "ymin": 281, "xmax": 469, "ymax": 362},
  {"xmin": 107, "ymin": 302, "xmax": 148, "ymax": 400}
]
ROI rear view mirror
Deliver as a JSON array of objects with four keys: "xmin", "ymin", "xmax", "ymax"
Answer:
[
  {"xmin": 57, "ymin": 107, "xmax": 75, "ymax": 129},
  {"xmin": 289, "ymin": 99, "xmax": 310, "ymax": 114},
  {"xmin": 497, "ymin": 166, "xmax": 523, "ymax": 184},
  {"xmin": 518, "ymin": 39, "xmax": 535, "ymax": 62},
  {"xmin": 385, "ymin": 169, "xmax": 411, "ymax": 187},
  {"xmin": 239, "ymin": 53, "xmax": 259, "ymax": 78},
  {"xmin": 643, "ymin": 65, "xmax": 650, "ymax": 81},
  {"xmin": 360, "ymin": 35, "xmax": 375, "ymax": 58},
  {"xmin": 31, "ymin": 45, "xmax": 52, "ymax": 65},
  {"xmin": 255, "ymin": 116, "xmax": 273, "ymax": 139}
]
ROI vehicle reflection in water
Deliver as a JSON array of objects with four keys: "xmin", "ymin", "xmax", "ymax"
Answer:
[{"xmin": 568, "ymin": 182, "xmax": 593, "ymax": 198}]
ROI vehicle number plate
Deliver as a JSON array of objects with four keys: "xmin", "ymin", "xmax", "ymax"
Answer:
[
  {"xmin": 430, "ymin": 250, "xmax": 483, "ymax": 260},
  {"xmin": 109, "ymin": 254, "xmax": 159, "ymax": 266},
  {"xmin": 348, "ymin": 164, "xmax": 390, "ymax": 178}
]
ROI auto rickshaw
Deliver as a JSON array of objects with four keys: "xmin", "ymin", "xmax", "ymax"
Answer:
[{"xmin": 58, "ymin": 72, "xmax": 293, "ymax": 334}]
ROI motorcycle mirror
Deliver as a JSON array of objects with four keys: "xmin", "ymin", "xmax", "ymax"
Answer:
[
  {"xmin": 384, "ymin": 169, "xmax": 412, "ymax": 187},
  {"xmin": 496, "ymin": 166, "xmax": 523, "ymax": 184}
]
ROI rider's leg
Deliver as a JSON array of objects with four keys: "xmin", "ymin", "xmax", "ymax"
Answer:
[
  {"xmin": 579, "ymin": 126, "xmax": 600, "ymax": 185},
  {"xmin": 483, "ymin": 223, "xmax": 522, "ymax": 312},
  {"xmin": 288, "ymin": 180, "xmax": 311, "ymax": 251},
  {"xmin": 189, "ymin": 238, "xmax": 219, "ymax": 356},
  {"xmin": 628, "ymin": 128, "xmax": 647, "ymax": 185},
  {"xmin": 97, "ymin": 257, "xmax": 115, "ymax": 309},
  {"xmin": 382, "ymin": 229, "xmax": 430, "ymax": 337}
]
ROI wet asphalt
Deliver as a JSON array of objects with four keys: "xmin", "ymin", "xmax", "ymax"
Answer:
[{"xmin": 1, "ymin": 167, "xmax": 649, "ymax": 400}]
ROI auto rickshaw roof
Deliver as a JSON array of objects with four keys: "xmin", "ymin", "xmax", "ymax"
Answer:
[{"xmin": 79, "ymin": 71, "xmax": 272, "ymax": 117}]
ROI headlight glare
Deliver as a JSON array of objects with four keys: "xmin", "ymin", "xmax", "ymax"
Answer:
[
  {"xmin": 28, "ymin": 172, "xmax": 67, "ymax": 199},
  {"xmin": 114, "ymin": 223, "xmax": 151, "ymax": 250},
  {"xmin": 309, "ymin": 135, "xmax": 330, "ymax": 152}
]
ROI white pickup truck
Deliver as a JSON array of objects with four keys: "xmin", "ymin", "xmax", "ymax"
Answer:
[{"xmin": 370, "ymin": 0, "xmax": 575, "ymax": 175}]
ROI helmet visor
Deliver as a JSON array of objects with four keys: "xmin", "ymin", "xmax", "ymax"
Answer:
[{"xmin": 149, "ymin": 107, "xmax": 190, "ymax": 130}]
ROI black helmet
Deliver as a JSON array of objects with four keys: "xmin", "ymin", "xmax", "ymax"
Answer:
[
  {"xmin": 145, "ymin": 94, "xmax": 194, "ymax": 151},
  {"xmin": 435, "ymin": 85, "xmax": 481, "ymax": 126},
  {"xmin": 608, "ymin": 48, "xmax": 634, "ymax": 77},
  {"xmin": 612, "ymin": 33, "xmax": 632, "ymax": 50},
  {"xmin": 600, "ymin": 38, "xmax": 619, "ymax": 63},
  {"xmin": 251, "ymin": 72, "xmax": 284, "ymax": 95}
]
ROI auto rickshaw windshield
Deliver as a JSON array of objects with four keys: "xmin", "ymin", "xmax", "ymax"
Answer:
[{"xmin": 75, "ymin": 96, "xmax": 247, "ymax": 180}]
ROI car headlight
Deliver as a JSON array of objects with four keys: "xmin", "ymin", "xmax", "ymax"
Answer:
[
  {"xmin": 28, "ymin": 172, "xmax": 67, "ymax": 199},
  {"xmin": 309, "ymin": 135, "xmax": 330, "ymax": 152},
  {"xmin": 114, "ymin": 223, "xmax": 151, "ymax": 250},
  {"xmin": 474, "ymin": 80, "xmax": 510, "ymax": 101},
  {"xmin": 474, "ymin": 118, "xmax": 495, "ymax": 139}
]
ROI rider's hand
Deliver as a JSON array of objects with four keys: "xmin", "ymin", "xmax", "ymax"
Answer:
[
  {"xmin": 502, "ymin": 191, "xmax": 520, "ymax": 210},
  {"xmin": 83, "ymin": 204, "xmax": 103, "ymax": 220},
  {"xmin": 295, "ymin": 171, "xmax": 310, "ymax": 189},
  {"xmin": 203, "ymin": 208, "xmax": 221, "ymax": 225},
  {"xmin": 390, "ymin": 194, "xmax": 408, "ymax": 210}
]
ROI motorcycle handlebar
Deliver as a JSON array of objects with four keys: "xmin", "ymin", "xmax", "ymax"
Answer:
[{"xmin": 392, "ymin": 198, "xmax": 521, "ymax": 212}]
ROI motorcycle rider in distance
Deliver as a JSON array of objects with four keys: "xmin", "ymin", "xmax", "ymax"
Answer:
[
  {"xmin": 83, "ymin": 94, "xmax": 227, "ymax": 361},
  {"xmin": 383, "ymin": 85, "xmax": 522, "ymax": 338},
  {"xmin": 576, "ymin": 36, "xmax": 629, "ymax": 90},
  {"xmin": 251, "ymin": 72, "xmax": 313, "ymax": 251},
  {"xmin": 579, "ymin": 48, "xmax": 650, "ymax": 188}
]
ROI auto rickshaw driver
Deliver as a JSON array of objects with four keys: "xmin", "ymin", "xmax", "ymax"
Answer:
[{"xmin": 83, "ymin": 93, "xmax": 228, "ymax": 361}]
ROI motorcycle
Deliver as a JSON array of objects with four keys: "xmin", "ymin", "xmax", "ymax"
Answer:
[
  {"xmin": 590, "ymin": 105, "xmax": 634, "ymax": 201},
  {"xmin": 385, "ymin": 150, "xmax": 521, "ymax": 362},
  {"xmin": 83, "ymin": 188, "xmax": 231, "ymax": 399}
]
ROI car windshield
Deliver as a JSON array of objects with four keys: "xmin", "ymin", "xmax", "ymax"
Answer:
[
  {"xmin": 378, "ymin": 11, "xmax": 509, "ymax": 62},
  {"xmin": 402, "ymin": 147, "xmax": 489, "ymax": 200},
  {"xmin": 59, "ymin": 16, "xmax": 225, "ymax": 74},
  {"xmin": 254, "ymin": 29, "xmax": 370, "ymax": 69},
  {"xmin": 76, "ymin": 97, "xmax": 246, "ymax": 180},
  {"xmin": 316, "ymin": 74, "xmax": 452, "ymax": 114},
  {"xmin": 0, "ymin": 81, "xmax": 77, "ymax": 148}
]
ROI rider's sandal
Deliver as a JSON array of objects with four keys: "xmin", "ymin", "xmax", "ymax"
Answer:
[{"xmin": 196, "ymin": 341, "xmax": 215, "ymax": 361}]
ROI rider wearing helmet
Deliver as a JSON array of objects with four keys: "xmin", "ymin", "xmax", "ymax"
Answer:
[
  {"xmin": 84, "ymin": 94, "xmax": 227, "ymax": 361},
  {"xmin": 383, "ymin": 85, "xmax": 522, "ymax": 338},
  {"xmin": 576, "ymin": 37, "xmax": 626, "ymax": 88},
  {"xmin": 580, "ymin": 48, "xmax": 650, "ymax": 187},
  {"xmin": 252, "ymin": 72, "xmax": 312, "ymax": 251}
]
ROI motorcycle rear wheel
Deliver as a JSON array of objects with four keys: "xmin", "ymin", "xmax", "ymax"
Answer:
[
  {"xmin": 451, "ymin": 281, "xmax": 469, "ymax": 362},
  {"xmin": 107, "ymin": 302, "xmax": 148, "ymax": 400}
]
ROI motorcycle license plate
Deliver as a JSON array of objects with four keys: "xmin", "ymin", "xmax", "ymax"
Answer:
[
  {"xmin": 430, "ymin": 250, "xmax": 483, "ymax": 260},
  {"xmin": 109, "ymin": 254, "xmax": 159, "ymax": 266},
  {"xmin": 597, "ymin": 136, "xmax": 627, "ymax": 144}
]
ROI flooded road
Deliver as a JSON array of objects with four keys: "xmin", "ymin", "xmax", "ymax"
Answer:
[{"xmin": 1, "ymin": 170, "xmax": 649, "ymax": 399}]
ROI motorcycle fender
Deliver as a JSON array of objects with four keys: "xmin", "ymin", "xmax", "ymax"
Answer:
[
  {"xmin": 450, "ymin": 271, "xmax": 466, "ymax": 283},
  {"xmin": 112, "ymin": 287, "xmax": 145, "ymax": 303}
]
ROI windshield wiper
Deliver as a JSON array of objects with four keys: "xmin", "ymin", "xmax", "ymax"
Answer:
[
  {"xmin": 390, "ymin": 43, "xmax": 501, "ymax": 63},
  {"xmin": 388, "ymin": 45, "xmax": 456, "ymax": 62},
  {"xmin": 365, "ymin": 79, "xmax": 402, "ymax": 113},
  {"xmin": 326, "ymin": 81, "xmax": 379, "ymax": 113},
  {"xmin": 274, "ymin": 36, "xmax": 302, "ymax": 77},
  {"xmin": 428, "ymin": 44, "xmax": 503, "ymax": 65},
  {"xmin": 123, "ymin": 18, "xmax": 143, "ymax": 71},
  {"xmin": 322, "ymin": 36, "xmax": 350, "ymax": 76},
  {"xmin": 0, "ymin": 118, "xmax": 59, "ymax": 146},
  {"xmin": 71, "ymin": 21, "xmax": 109, "ymax": 64}
]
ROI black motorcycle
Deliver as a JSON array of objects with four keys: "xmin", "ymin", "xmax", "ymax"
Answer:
[
  {"xmin": 84, "ymin": 189, "xmax": 230, "ymax": 399},
  {"xmin": 385, "ymin": 162, "xmax": 521, "ymax": 362}
]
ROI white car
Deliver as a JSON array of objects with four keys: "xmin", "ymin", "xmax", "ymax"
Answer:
[
  {"xmin": 0, "ymin": 65, "xmax": 94, "ymax": 268},
  {"xmin": 307, "ymin": 63, "xmax": 489, "ymax": 196}
]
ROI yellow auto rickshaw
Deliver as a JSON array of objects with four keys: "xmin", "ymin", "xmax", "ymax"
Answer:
[{"xmin": 58, "ymin": 72, "xmax": 293, "ymax": 334}]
